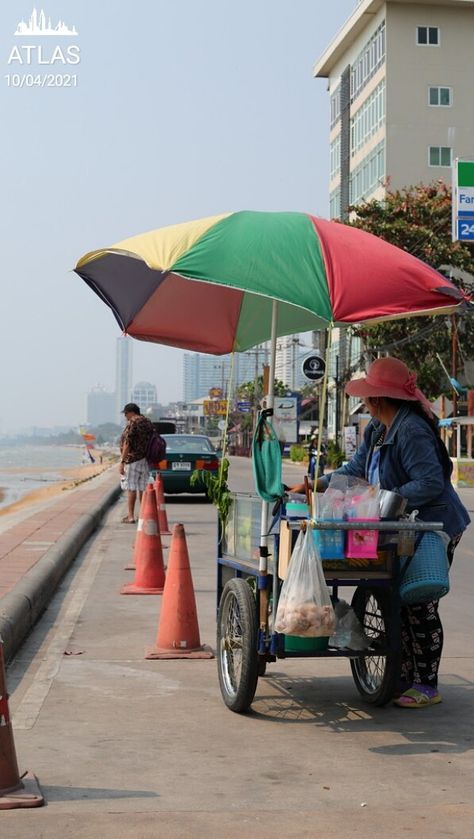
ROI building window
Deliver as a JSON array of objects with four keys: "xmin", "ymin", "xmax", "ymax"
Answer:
[
  {"xmin": 350, "ymin": 140, "xmax": 385, "ymax": 205},
  {"xmin": 329, "ymin": 187, "xmax": 341, "ymax": 220},
  {"xmin": 350, "ymin": 21, "xmax": 386, "ymax": 103},
  {"xmin": 417, "ymin": 26, "xmax": 439, "ymax": 46},
  {"xmin": 330, "ymin": 133, "xmax": 341, "ymax": 180},
  {"xmin": 351, "ymin": 79, "xmax": 385, "ymax": 156},
  {"xmin": 330, "ymin": 84, "xmax": 341, "ymax": 129},
  {"xmin": 429, "ymin": 146, "xmax": 452, "ymax": 166},
  {"xmin": 428, "ymin": 86, "xmax": 452, "ymax": 107}
]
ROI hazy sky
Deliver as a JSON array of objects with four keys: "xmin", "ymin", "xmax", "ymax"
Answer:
[{"xmin": 1, "ymin": 0, "xmax": 356, "ymax": 433}]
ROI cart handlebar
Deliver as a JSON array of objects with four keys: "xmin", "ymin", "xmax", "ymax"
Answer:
[{"xmin": 288, "ymin": 520, "xmax": 444, "ymax": 532}]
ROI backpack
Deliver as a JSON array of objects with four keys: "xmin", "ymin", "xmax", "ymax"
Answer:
[{"xmin": 146, "ymin": 431, "xmax": 166, "ymax": 467}]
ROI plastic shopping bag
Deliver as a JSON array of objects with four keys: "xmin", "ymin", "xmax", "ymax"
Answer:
[
  {"xmin": 275, "ymin": 528, "xmax": 336, "ymax": 637},
  {"xmin": 331, "ymin": 600, "xmax": 370, "ymax": 650}
]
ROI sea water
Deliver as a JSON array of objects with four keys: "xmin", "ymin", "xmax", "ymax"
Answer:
[{"xmin": 0, "ymin": 445, "xmax": 84, "ymax": 509}]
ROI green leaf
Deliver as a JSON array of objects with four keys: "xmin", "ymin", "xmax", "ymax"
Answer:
[{"xmin": 190, "ymin": 457, "xmax": 233, "ymax": 529}]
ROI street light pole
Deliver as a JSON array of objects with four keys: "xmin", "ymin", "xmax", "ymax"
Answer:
[
  {"xmin": 451, "ymin": 315, "xmax": 458, "ymax": 419},
  {"xmin": 253, "ymin": 344, "xmax": 260, "ymax": 433},
  {"xmin": 291, "ymin": 337, "xmax": 297, "ymax": 391}
]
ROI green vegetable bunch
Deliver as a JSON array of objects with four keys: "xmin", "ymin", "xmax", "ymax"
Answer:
[{"xmin": 190, "ymin": 457, "xmax": 232, "ymax": 529}]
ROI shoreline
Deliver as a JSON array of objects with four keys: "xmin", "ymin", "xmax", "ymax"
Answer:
[{"xmin": 0, "ymin": 455, "xmax": 118, "ymax": 518}]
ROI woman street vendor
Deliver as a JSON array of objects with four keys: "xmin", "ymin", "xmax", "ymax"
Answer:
[{"xmin": 291, "ymin": 356, "xmax": 470, "ymax": 709}]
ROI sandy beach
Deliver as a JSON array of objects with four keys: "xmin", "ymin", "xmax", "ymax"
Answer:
[{"xmin": 0, "ymin": 451, "xmax": 119, "ymax": 518}]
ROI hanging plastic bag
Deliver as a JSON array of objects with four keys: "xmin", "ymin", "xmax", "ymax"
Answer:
[
  {"xmin": 275, "ymin": 528, "xmax": 336, "ymax": 637},
  {"xmin": 331, "ymin": 600, "xmax": 370, "ymax": 650}
]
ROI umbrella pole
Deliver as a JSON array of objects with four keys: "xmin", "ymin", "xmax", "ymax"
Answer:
[{"xmin": 257, "ymin": 300, "xmax": 278, "ymax": 651}]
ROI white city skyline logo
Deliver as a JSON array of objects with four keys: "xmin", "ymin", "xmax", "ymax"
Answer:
[{"xmin": 15, "ymin": 7, "xmax": 78, "ymax": 37}]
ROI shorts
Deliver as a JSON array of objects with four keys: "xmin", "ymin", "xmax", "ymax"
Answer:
[{"xmin": 123, "ymin": 458, "xmax": 150, "ymax": 492}]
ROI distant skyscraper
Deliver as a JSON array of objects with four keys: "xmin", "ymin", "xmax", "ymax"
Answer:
[
  {"xmin": 275, "ymin": 335, "xmax": 307, "ymax": 390},
  {"xmin": 131, "ymin": 381, "xmax": 158, "ymax": 414},
  {"xmin": 115, "ymin": 336, "xmax": 133, "ymax": 423},
  {"xmin": 87, "ymin": 385, "xmax": 116, "ymax": 426},
  {"xmin": 183, "ymin": 349, "xmax": 269, "ymax": 403}
]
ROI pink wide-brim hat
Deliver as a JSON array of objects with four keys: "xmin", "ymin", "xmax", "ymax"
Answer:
[{"xmin": 345, "ymin": 357, "xmax": 433, "ymax": 415}]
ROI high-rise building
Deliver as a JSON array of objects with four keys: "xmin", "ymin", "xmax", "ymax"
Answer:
[
  {"xmin": 115, "ymin": 336, "xmax": 133, "ymax": 424},
  {"xmin": 131, "ymin": 381, "xmax": 158, "ymax": 414},
  {"xmin": 87, "ymin": 385, "xmax": 116, "ymax": 427},
  {"xmin": 183, "ymin": 349, "xmax": 269, "ymax": 403},
  {"xmin": 314, "ymin": 0, "xmax": 474, "ymax": 219},
  {"xmin": 275, "ymin": 335, "xmax": 311, "ymax": 391}
]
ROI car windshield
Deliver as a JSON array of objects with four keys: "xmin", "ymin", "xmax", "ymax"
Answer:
[{"xmin": 163, "ymin": 435, "xmax": 215, "ymax": 453}]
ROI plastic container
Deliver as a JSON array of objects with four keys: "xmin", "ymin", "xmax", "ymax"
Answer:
[
  {"xmin": 346, "ymin": 517, "xmax": 379, "ymax": 559},
  {"xmin": 399, "ymin": 532, "xmax": 450, "ymax": 604},
  {"xmin": 313, "ymin": 520, "xmax": 345, "ymax": 560},
  {"xmin": 284, "ymin": 635, "xmax": 329, "ymax": 652},
  {"xmin": 285, "ymin": 500, "xmax": 309, "ymax": 519}
]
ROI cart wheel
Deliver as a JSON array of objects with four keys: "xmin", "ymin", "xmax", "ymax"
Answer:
[
  {"xmin": 217, "ymin": 578, "xmax": 259, "ymax": 713},
  {"xmin": 258, "ymin": 658, "xmax": 267, "ymax": 677},
  {"xmin": 350, "ymin": 587, "xmax": 400, "ymax": 707}
]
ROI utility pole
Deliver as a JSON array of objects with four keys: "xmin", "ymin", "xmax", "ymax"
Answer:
[
  {"xmin": 451, "ymin": 315, "xmax": 458, "ymax": 458},
  {"xmin": 335, "ymin": 354, "xmax": 340, "ymax": 448},
  {"xmin": 291, "ymin": 337, "xmax": 297, "ymax": 391},
  {"xmin": 451, "ymin": 315, "xmax": 458, "ymax": 418},
  {"xmin": 253, "ymin": 344, "xmax": 260, "ymax": 433}
]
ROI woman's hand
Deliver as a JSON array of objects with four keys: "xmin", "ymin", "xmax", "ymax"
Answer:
[{"xmin": 288, "ymin": 478, "xmax": 325, "ymax": 494}]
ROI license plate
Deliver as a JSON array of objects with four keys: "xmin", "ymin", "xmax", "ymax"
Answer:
[{"xmin": 172, "ymin": 462, "xmax": 191, "ymax": 471}]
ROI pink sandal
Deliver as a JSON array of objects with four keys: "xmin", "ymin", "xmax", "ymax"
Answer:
[{"xmin": 394, "ymin": 685, "xmax": 442, "ymax": 708}]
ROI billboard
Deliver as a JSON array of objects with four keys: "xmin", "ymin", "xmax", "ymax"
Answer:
[
  {"xmin": 452, "ymin": 159, "xmax": 474, "ymax": 242},
  {"xmin": 203, "ymin": 399, "xmax": 228, "ymax": 416}
]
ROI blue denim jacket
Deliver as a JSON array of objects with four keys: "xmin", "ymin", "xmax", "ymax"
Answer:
[{"xmin": 322, "ymin": 406, "xmax": 470, "ymax": 538}]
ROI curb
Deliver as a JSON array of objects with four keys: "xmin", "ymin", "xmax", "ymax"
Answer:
[{"xmin": 0, "ymin": 482, "xmax": 121, "ymax": 663}]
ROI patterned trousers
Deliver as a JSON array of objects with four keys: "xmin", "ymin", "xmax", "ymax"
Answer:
[{"xmin": 400, "ymin": 536, "xmax": 460, "ymax": 688}]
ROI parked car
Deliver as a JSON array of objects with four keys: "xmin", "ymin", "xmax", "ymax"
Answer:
[{"xmin": 157, "ymin": 434, "xmax": 220, "ymax": 495}]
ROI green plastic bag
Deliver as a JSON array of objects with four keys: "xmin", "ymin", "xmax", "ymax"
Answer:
[{"xmin": 252, "ymin": 414, "xmax": 285, "ymax": 503}]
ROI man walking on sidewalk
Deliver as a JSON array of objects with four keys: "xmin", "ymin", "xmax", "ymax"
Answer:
[{"xmin": 119, "ymin": 403, "xmax": 154, "ymax": 523}]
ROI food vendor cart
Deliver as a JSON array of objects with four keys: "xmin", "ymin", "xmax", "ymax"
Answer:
[{"xmin": 216, "ymin": 492, "xmax": 444, "ymax": 713}]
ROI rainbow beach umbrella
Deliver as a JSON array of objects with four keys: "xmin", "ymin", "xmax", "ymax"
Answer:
[
  {"xmin": 75, "ymin": 210, "xmax": 468, "ymax": 574},
  {"xmin": 74, "ymin": 210, "xmax": 465, "ymax": 355}
]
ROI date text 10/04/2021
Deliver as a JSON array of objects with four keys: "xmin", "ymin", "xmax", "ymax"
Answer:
[{"xmin": 5, "ymin": 74, "xmax": 78, "ymax": 88}]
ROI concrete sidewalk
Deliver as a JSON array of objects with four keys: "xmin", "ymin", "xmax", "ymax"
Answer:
[
  {"xmin": 0, "ymin": 469, "xmax": 120, "ymax": 661},
  {"xmin": 1, "ymin": 459, "xmax": 474, "ymax": 837}
]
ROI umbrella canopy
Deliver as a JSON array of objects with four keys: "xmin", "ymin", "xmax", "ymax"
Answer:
[{"xmin": 75, "ymin": 211, "xmax": 465, "ymax": 355}]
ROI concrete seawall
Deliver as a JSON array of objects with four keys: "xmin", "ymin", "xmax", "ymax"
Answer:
[{"xmin": 0, "ymin": 478, "xmax": 120, "ymax": 662}]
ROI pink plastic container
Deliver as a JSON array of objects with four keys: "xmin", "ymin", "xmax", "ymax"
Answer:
[{"xmin": 346, "ymin": 517, "xmax": 379, "ymax": 559}]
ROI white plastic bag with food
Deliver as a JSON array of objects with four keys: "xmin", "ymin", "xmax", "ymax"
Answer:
[{"xmin": 275, "ymin": 528, "xmax": 336, "ymax": 637}]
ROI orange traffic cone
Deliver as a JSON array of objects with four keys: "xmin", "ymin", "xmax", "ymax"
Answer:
[
  {"xmin": 0, "ymin": 640, "xmax": 44, "ymax": 809},
  {"xmin": 146, "ymin": 524, "xmax": 213, "ymax": 659},
  {"xmin": 154, "ymin": 474, "xmax": 171, "ymax": 535},
  {"xmin": 121, "ymin": 483, "xmax": 166, "ymax": 595}
]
